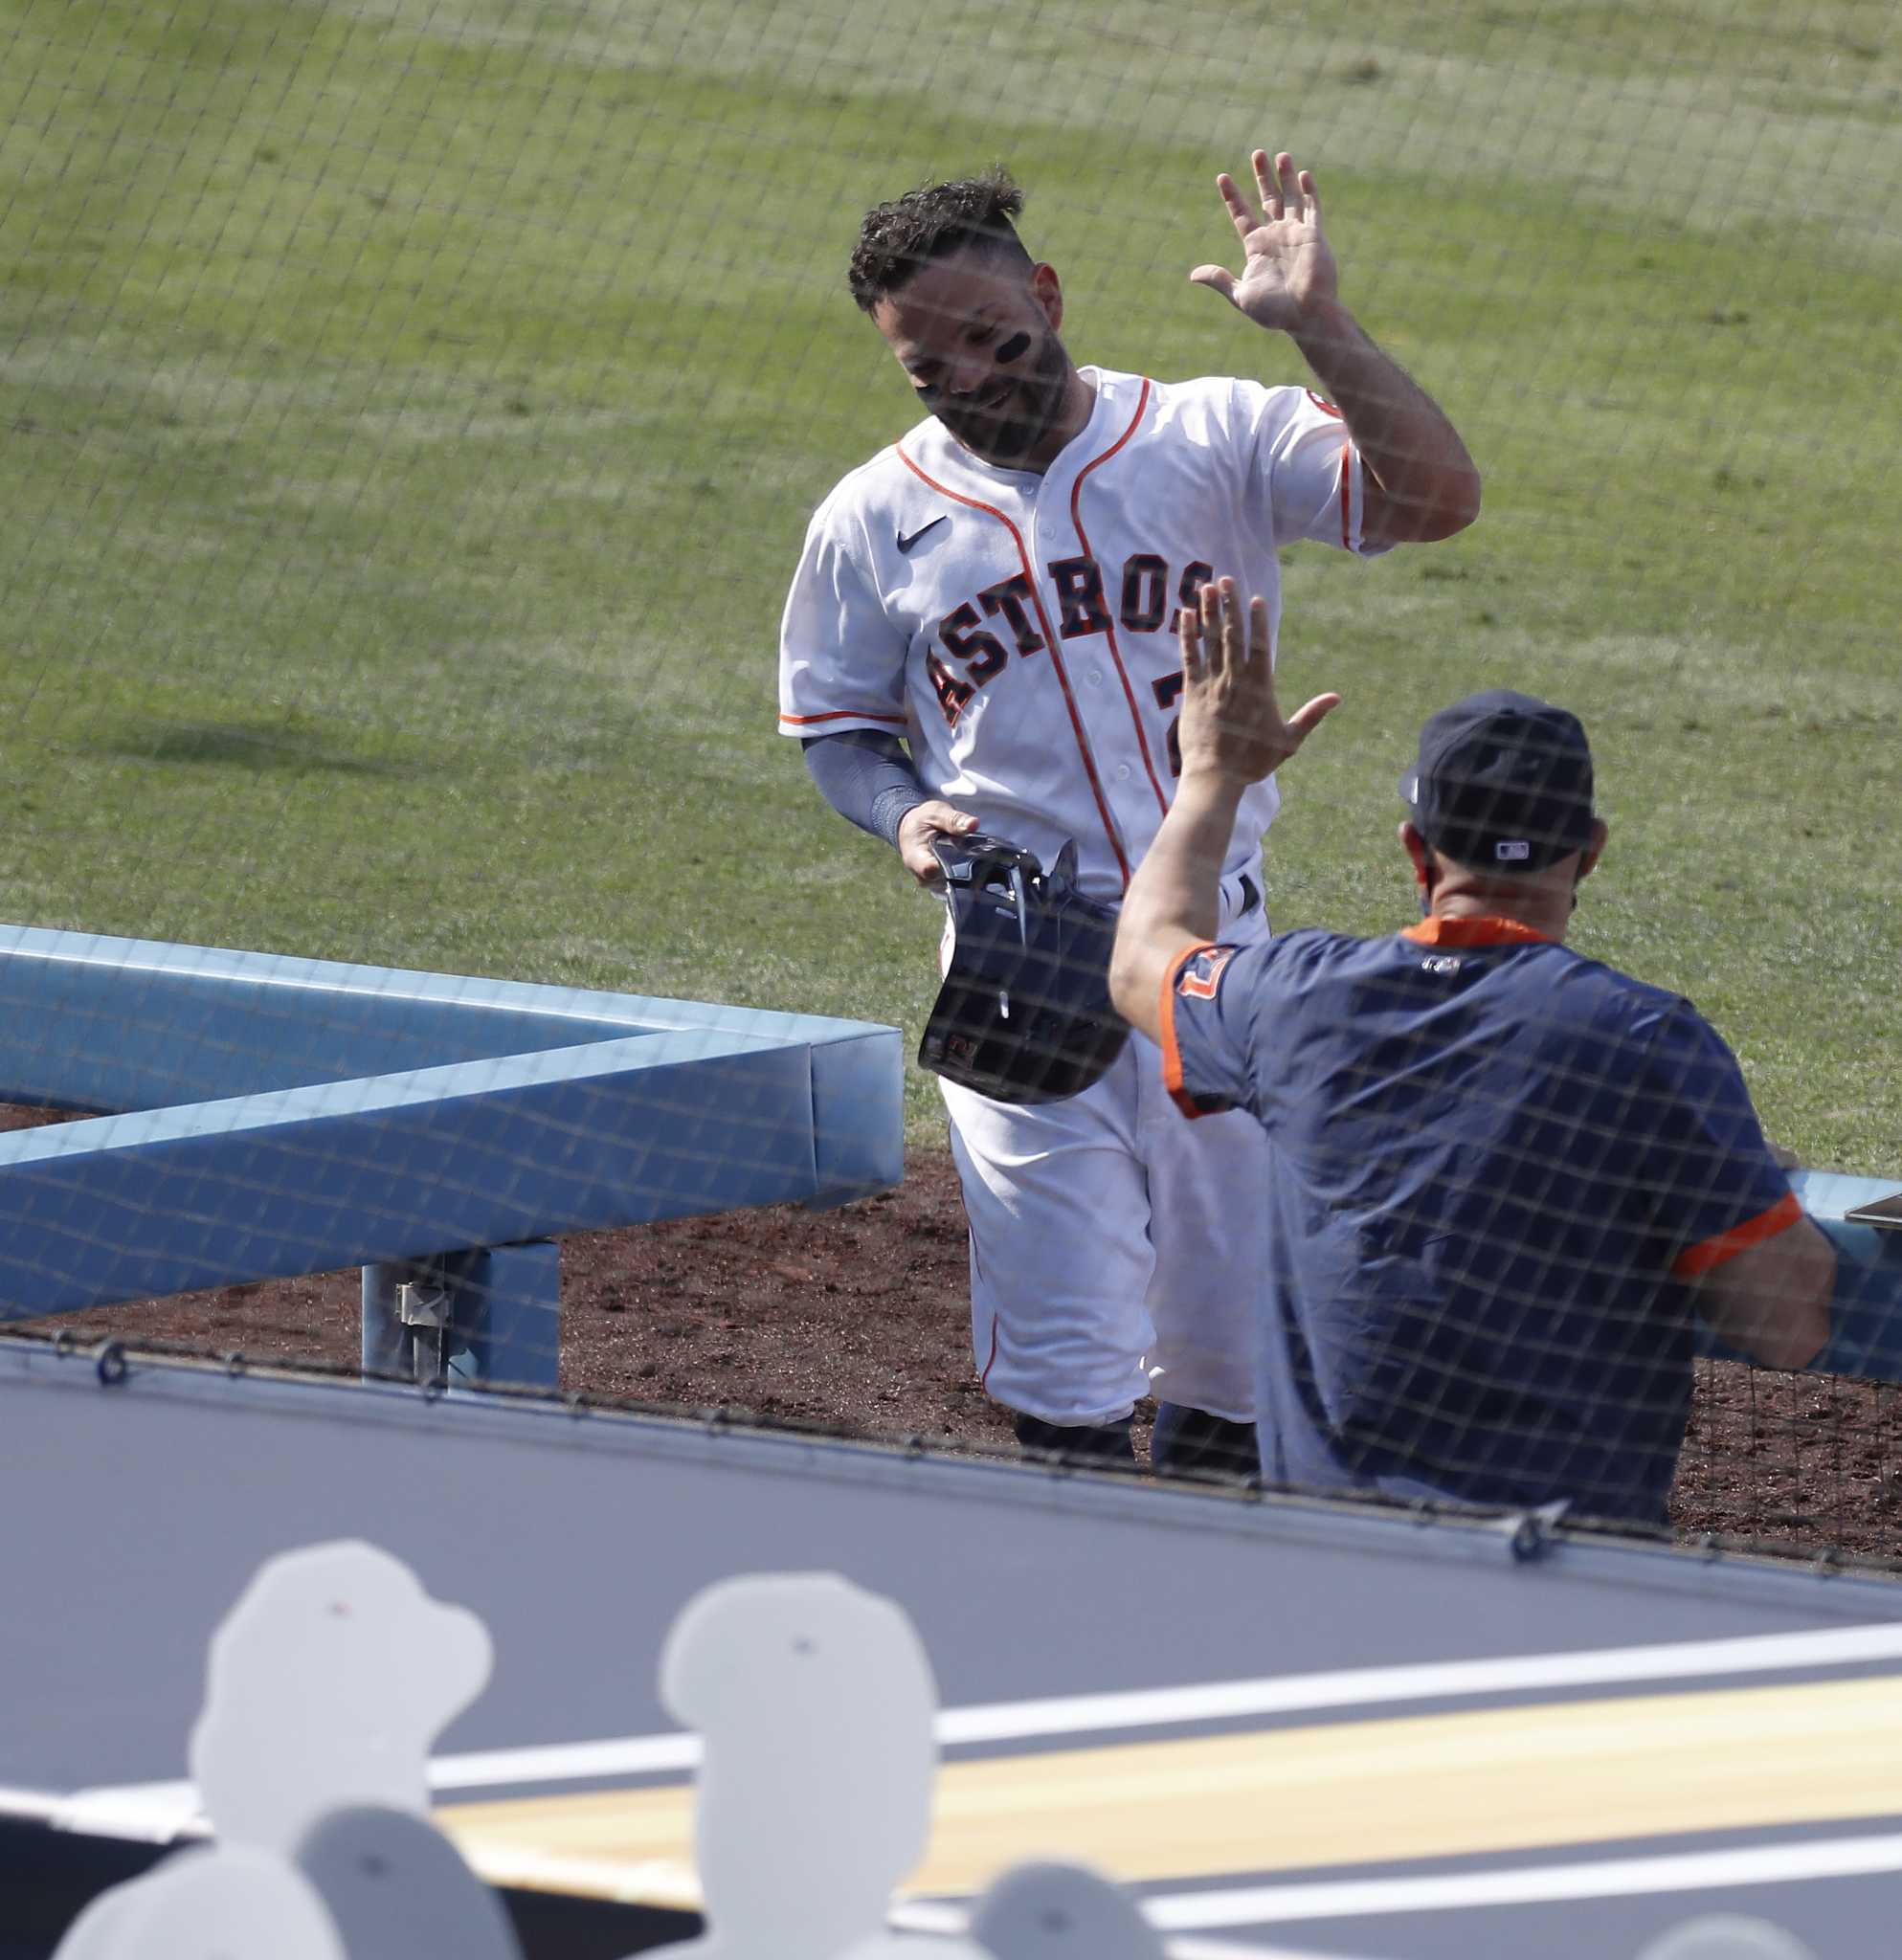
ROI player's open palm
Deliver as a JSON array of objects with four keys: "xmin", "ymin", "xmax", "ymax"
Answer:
[
  {"xmin": 1190, "ymin": 150, "xmax": 1337, "ymax": 333},
  {"xmin": 1177, "ymin": 576, "xmax": 1338, "ymax": 787}
]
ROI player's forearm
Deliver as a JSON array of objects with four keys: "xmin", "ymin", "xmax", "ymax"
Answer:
[
  {"xmin": 801, "ymin": 731, "xmax": 929, "ymax": 848},
  {"xmin": 1109, "ymin": 770, "xmax": 1247, "ymax": 1039},
  {"xmin": 1287, "ymin": 300, "xmax": 1481, "ymax": 544}
]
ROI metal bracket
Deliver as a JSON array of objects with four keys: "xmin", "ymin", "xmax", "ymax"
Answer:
[
  {"xmin": 1501, "ymin": 1499, "xmax": 1573, "ymax": 1564},
  {"xmin": 393, "ymin": 1266, "xmax": 454, "ymax": 1389},
  {"xmin": 394, "ymin": 1277, "xmax": 452, "ymax": 1330},
  {"xmin": 362, "ymin": 1243, "xmax": 561, "ymax": 1392}
]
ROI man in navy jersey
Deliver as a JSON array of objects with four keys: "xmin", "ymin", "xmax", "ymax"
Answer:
[{"xmin": 1108, "ymin": 579, "xmax": 1834, "ymax": 1522}]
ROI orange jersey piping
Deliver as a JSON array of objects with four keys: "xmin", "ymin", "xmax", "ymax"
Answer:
[
  {"xmin": 1401, "ymin": 916, "xmax": 1554, "ymax": 947},
  {"xmin": 1159, "ymin": 938, "xmax": 1220, "ymax": 1121},
  {"xmin": 779, "ymin": 706, "xmax": 909, "ymax": 728},
  {"xmin": 1672, "ymin": 1190, "xmax": 1803, "ymax": 1281}
]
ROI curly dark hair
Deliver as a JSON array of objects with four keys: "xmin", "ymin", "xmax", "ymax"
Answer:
[{"xmin": 847, "ymin": 168, "xmax": 1032, "ymax": 313}]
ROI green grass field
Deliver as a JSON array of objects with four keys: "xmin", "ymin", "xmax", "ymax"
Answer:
[{"xmin": 2, "ymin": 0, "xmax": 1897, "ymax": 1164}]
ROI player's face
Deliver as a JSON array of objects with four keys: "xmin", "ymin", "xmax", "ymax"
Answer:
[{"xmin": 872, "ymin": 249, "xmax": 1081, "ymax": 470}]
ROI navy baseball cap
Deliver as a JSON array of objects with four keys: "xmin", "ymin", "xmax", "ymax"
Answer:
[{"xmin": 1400, "ymin": 690, "xmax": 1596, "ymax": 872}]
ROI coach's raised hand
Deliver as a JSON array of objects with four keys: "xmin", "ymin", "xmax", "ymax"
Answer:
[
  {"xmin": 1177, "ymin": 577, "xmax": 1339, "ymax": 789},
  {"xmin": 1190, "ymin": 149, "xmax": 1338, "ymax": 333},
  {"xmin": 1108, "ymin": 579, "xmax": 1337, "ymax": 1035}
]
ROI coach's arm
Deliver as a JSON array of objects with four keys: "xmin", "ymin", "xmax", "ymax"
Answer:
[
  {"xmin": 1111, "ymin": 578, "xmax": 1337, "ymax": 1038},
  {"xmin": 1689, "ymin": 1215, "xmax": 1835, "ymax": 1372}
]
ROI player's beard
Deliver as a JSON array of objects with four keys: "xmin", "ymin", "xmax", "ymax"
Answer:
[{"xmin": 938, "ymin": 330, "xmax": 1075, "ymax": 468}]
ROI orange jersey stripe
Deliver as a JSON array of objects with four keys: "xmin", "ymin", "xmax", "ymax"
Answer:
[
  {"xmin": 1159, "ymin": 939, "xmax": 1220, "ymax": 1121},
  {"xmin": 1401, "ymin": 916, "xmax": 1553, "ymax": 947},
  {"xmin": 1672, "ymin": 1190, "xmax": 1804, "ymax": 1280},
  {"xmin": 780, "ymin": 707, "xmax": 909, "ymax": 727}
]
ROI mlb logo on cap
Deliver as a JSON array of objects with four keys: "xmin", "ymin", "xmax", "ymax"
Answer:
[{"xmin": 1400, "ymin": 689, "xmax": 1596, "ymax": 874}]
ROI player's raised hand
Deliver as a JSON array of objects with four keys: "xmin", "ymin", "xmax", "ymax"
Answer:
[
  {"xmin": 898, "ymin": 800, "xmax": 980, "ymax": 887},
  {"xmin": 1177, "ymin": 576, "xmax": 1338, "ymax": 786},
  {"xmin": 1190, "ymin": 150, "xmax": 1339, "ymax": 333}
]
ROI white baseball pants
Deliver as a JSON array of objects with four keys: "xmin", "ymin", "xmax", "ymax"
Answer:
[{"xmin": 940, "ymin": 896, "xmax": 1271, "ymax": 1428}]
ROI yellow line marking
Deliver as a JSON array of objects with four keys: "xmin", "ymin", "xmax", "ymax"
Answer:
[{"xmin": 437, "ymin": 1675, "xmax": 1902, "ymax": 1904}]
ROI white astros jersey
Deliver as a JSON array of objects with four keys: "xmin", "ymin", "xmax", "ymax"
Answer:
[{"xmin": 779, "ymin": 365, "xmax": 1382, "ymax": 900}]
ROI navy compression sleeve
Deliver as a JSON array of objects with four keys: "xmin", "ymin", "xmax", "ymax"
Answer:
[{"xmin": 802, "ymin": 730, "xmax": 929, "ymax": 850}]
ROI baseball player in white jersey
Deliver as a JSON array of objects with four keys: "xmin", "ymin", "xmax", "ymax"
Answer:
[{"xmin": 779, "ymin": 151, "xmax": 1481, "ymax": 1471}]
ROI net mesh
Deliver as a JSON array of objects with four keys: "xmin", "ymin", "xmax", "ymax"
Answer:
[{"xmin": 1, "ymin": 0, "xmax": 1898, "ymax": 1565}]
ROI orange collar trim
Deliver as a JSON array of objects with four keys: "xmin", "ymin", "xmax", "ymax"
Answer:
[{"xmin": 1401, "ymin": 916, "xmax": 1553, "ymax": 947}]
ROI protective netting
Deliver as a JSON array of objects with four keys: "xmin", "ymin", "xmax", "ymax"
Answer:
[{"xmin": 1, "ymin": 0, "xmax": 1898, "ymax": 1561}]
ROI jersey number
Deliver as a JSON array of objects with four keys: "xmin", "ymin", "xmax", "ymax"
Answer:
[{"xmin": 1152, "ymin": 671, "xmax": 1184, "ymax": 777}]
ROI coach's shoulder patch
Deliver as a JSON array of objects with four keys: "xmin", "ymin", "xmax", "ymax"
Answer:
[{"xmin": 1175, "ymin": 944, "xmax": 1239, "ymax": 1002}]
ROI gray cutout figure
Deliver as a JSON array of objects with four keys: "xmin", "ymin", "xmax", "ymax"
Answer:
[
  {"xmin": 191, "ymin": 1539, "xmax": 493, "ymax": 1854},
  {"xmin": 1637, "ymin": 1918, "xmax": 1819, "ymax": 1960},
  {"xmin": 968, "ymin": 1860, "xmax": 1167, "ymax": 1960},
  {"xmin": 641, "ymin": 1571, "xmax": 988, "ymax": 1960},
  {"xmin": 54, "ymin": 1540, "xmax": 499, "ymax": 1960},
  {"xmin": 294, "ymin": 1802, "xmax": 524, "ymax": 1960},
  {"xmin": 52, "ymin": 1840, "xmax": 346, "ymax": 1960}
]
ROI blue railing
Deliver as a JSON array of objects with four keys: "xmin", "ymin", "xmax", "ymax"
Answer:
[{"xmin": 0, "ymin": 924, "xmax": 905, "ymax": 1388}]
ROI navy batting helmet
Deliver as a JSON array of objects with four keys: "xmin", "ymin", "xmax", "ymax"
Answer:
[{"xmin": 918, "ymin": 833, "xmax": 1130, "ymax": 1104}]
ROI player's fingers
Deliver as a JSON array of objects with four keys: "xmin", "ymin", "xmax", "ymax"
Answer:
[
  {"xmin": 900, "ymin": 804, "xmax": 976, "ymax": 885},
  {"xmin": 1297, "ymin": 167, "xmax": 1321, "ymax": 228},
  {"xmin": 904, "ymin": 800, "xmax": 974, "ymax": 842},
  {"xmin": 1251, "ymin": 149, "xmax": 1281, "ymax": 220},
  {"xmin": 1188, "ymin": 265, "xmax": 1240, "ymax": 306},
  {"xmin": 1276, "ymin": 152, "xmax": 1302, "ymax": 222},
  {"xmin": 1215, "ymin": 172, "xmax": 1254, "ymax": 239},
  {"xmin": 901, "ymin": 839, "xmax": 946, "ymax": 886},
  {"xmin": 1286, "ymin": 692, "xmax": 1343, "ymax": 741}
]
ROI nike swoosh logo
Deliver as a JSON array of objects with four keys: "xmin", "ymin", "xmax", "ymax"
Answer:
[{"xmin": 897, "ymin": 515, "xmax": 948, "ymax": 554}]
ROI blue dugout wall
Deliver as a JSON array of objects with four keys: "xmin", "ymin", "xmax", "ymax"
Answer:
[{"xmin": 0, "ymin": 924, "xmax": 904, "ymax": 1387}]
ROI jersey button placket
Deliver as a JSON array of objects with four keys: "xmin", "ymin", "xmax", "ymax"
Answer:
[{"xmin": 1025, "ymin": 487, "xmax": 1127, "ymax": 886}]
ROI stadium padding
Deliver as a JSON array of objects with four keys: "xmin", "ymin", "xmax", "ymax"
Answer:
[{"xmin": 0, "ymin": 925, "xmax": 902, "ymax": 1320}]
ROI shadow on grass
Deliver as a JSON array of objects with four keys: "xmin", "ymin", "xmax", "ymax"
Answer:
[{"xmin": 83, "ymin": 719, "xmax": 415, "ymax": 776}]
